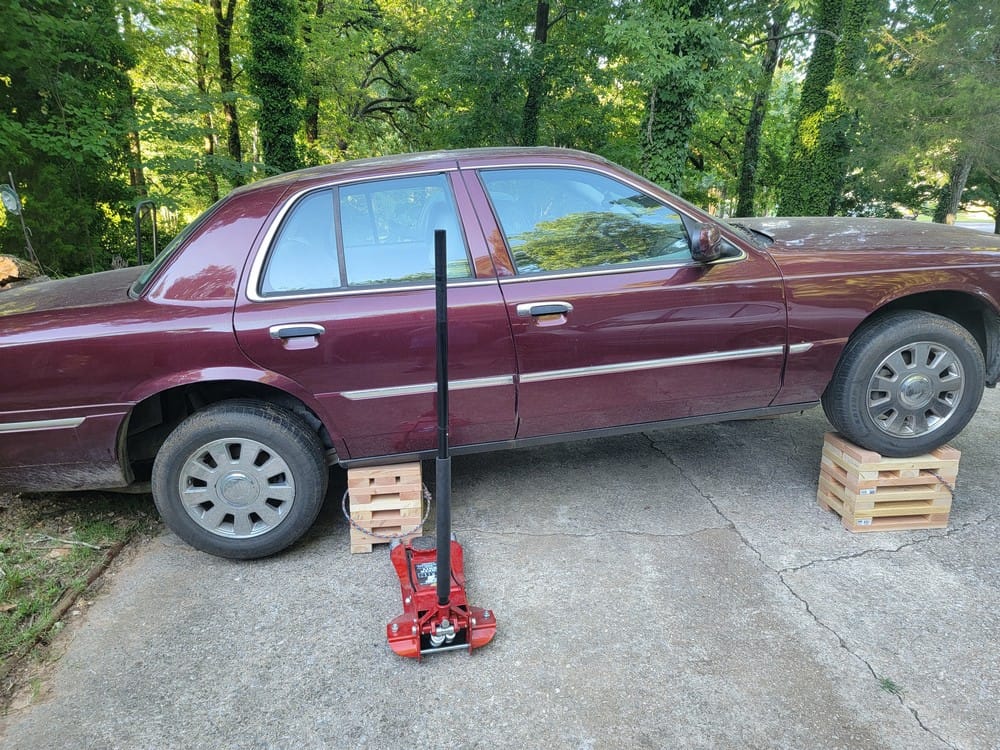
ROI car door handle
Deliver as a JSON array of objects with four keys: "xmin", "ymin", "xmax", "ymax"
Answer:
[
  {"xmin": 269, "ymin": 323, "xmax": 326, "ymax": 340},
  {"xmin": 516, "ymin": 301, "xmax": 574, "ymax": 318}
]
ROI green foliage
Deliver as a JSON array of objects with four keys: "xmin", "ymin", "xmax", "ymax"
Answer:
[
  {"xmin": 409, "ymin": 1, "xmax": 623, "ymax": 156},
  {"xmin": 1, "ymin": 0, "xmax": 995, "ymax": 276},
  {"xmin": 852, "ymin": 0, "xmax": 999, "ymax": 222},
  {"xmin": 608, "ymin": 0, "xmax": 735, "ymax": 191},
  {"xmin": 248, "ymin": 0, "xmax": 304, "ymax": 172},
  {"xmin": 780, "ymin": 0, "xmax": 882, "ymax": 216},
  {"xmin": 0, "ymin": 0, "xmax": 135, "ymax": 274}
]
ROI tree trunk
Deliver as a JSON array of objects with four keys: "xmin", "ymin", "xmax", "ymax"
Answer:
[
  {"xmin": 638, "ymin": 0, "xmax": 714, "ymax": 192},
  {"xmin": 641, "ymin": 84, "xmax": 699, "ymax": 192},
  {"xmin": 126, "ymin": 91, "xmax": 147, "ymax": 197},
  {"xmin": 121, "ymin": 13, "xmax": 147, "ymax": 197},
  {"xmin": 520, "ymin": 2, "xmax": 550, "ymax": 147},
  {"xmin": 778, "ymin": 0, "xmax": 843, "ymax": 215},
  {"xmin": 303, "ymin": 0, "xmax": 325, "ymax": 148},
  {"xmin": 211, "ymin": 0, "xmax": 243, "ymax": 185},
  {"xmin": 196, "ymin": 12, "xmax": 220, "ymax": 203},
  {"xmin": 780, "ymin": 0, "xmax": 876, "ymax": 215},
  {"xmin": 248, "ymin": 0, "xmax": 303, "ymax": 173},
  {"xmin": 735, "ymin": 5, "xmax": 789, "ymax": 217},
  {"xmin": 932, "ymin": 154, "xmax": 974, "ymax": 225}
]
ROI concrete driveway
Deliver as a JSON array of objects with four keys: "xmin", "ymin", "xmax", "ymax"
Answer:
[{"xmin": 2, "ymin": 390, "xmax": 998, "ymax": 749}]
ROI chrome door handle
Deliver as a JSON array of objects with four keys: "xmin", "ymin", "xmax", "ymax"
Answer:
[
  {"xmin": 516, "ymin": 301, "xmax": 574, "ymax": 318},
  {"xmin": 269, "ymin": 323, "xmax": 326, "ymax": 339}
]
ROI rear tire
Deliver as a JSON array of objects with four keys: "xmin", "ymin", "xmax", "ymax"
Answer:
[
  {"xmin": 151, "ymin": 400, "xmax": 328, "ymax": 559},
  {"xmin": 821, "ymin": 311, "xmax": 985, "ymax": 457}
]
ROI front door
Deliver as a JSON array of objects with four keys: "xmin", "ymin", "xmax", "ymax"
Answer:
[{"xmin": 471, "ymin": 165, "xmax": 787, "ymax": 438}]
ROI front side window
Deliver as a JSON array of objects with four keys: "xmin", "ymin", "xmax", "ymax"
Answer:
[
  {"xmin": 339, "ymin": 173, "xmax": 472, "ymax": 286},
  {"xmin": 480, "ymin": 168, "xmax": 691, "ymax": 275}
]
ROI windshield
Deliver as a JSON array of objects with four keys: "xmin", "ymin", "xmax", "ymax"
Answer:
[{"xmin": 129, "ymin": 200, "xmax": 223, "ymax": 298}]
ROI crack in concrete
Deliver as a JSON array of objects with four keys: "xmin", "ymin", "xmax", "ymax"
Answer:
[
  {"xmin": 642, "ymin": 432, "xmax": 957, "ymax": 749},
  {"xmin": 782, "ymin": 512, "xmax": 998, "ymax": 574},
  {"xmin": 642, "ymin": 433, "xmax": 775, "ymax": 572}
]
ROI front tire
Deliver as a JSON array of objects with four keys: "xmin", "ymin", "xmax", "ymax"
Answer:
[
  {"xmin": 822, "ymin": 311, "xmax": 985, "ymax": 457},
  {"xmin": 151, "ymin": 400, "xmax": 328, "ymax": 559}
]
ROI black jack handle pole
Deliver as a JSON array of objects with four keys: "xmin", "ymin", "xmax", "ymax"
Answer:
[{"xmin": 433, "ymin": 229, "xmax": 452, "ymax": 607}]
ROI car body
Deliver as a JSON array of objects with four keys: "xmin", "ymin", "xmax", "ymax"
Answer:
[{"xmin": 2, "ymin": 147, "xmax": 999, "ymax": 557}]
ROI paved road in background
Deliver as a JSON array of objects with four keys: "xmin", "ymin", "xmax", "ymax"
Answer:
[
  {"xmin": 956, "ymin": 221, "xmax": 995, "ymax": 233},
  {"xmin": 2, "ymin": 391, "xmax": 998, "ymax": 749}
]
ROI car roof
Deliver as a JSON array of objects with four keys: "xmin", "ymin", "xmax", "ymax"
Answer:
[{"xmin": 233, "ymin": 147, "xmax": 613, "ymax": 194}]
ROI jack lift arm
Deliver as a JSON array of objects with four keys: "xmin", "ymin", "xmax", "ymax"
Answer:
[{"xmin": 386, "ymin": 229, "xmax": 497, "ymax": 659}]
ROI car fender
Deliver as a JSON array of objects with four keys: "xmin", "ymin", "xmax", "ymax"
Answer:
[{"xmin": 122, "ymin": 366, "xmax": 349, "ymax": 457}]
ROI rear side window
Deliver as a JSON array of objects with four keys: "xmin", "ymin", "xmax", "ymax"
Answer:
[
  {"xmin": 339, "ymin": 173, "xmax": 471, "ymax": 286},
  {"xmin": 258, "ymin": 173, "xmax": 472, "ymax": 296},
  {"xmin": 480, "ymin": 168, "xmax": 691, "ymax": 275},
  {"xmin": 260, "ymin": 189, "xmax": 339, "ymax": 295}
]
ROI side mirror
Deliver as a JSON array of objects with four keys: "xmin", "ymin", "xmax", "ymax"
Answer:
[{"xmin": 690, "ymin": 222, "xmax": 723, "ymax": 263}]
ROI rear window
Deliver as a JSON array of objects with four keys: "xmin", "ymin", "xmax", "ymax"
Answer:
[{"xmin": 129, "ymin": 200, "xmax": 223, "ymax": 298}]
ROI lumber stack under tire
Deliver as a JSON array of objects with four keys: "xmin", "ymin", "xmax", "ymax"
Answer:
[{"xmin": 818, "ymin": 432, "xmax": 959, "ymax": 533}]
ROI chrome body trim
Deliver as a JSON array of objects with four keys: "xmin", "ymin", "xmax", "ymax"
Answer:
[
  {"xmin": 496, "ymin": 253, "xmax": 752, "ymax": 284},
  {"xmin": 516, "ymin": 301, "xmax": 574, "ymax": 317},
  {"xmin": 340, "ymin": 375, "xmax": 515, "ymax": 401},
  {"xmin": 788, "ymin": 342, "xmax": 814, "ymax": 354},
  {"xmin": 245, "ymin": 168, "xmax": 478, "ymax": 304},
  {"xmin": 269, "ymin": 323, "xmax": 326, "ymax": 339},
  {"xmin": 0, "ymin": 417, "xmax": 86, "ymax": 434},
  {"xmin": 519, "ymin": 346, "xmax": 786, "ymax": 384}
]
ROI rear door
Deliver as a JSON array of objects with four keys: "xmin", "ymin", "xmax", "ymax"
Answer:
[
  {"xmin": 233, "ymin": 169, "xmax": 517, "ymax": 460},
  {"xmin": 466, "ymin": 164, "xmax": 787, "ymax": 438}
]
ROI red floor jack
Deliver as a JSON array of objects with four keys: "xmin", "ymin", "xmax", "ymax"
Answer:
[{"xmin": 386, "ymin": 230, "xmax": 497, "ymax": 659}]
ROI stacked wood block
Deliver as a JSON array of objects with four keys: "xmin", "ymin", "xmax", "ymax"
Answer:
[
  {"xmin": 348, "ymin": 463, "xmax": 423, "ymax": 553},
  {"xmin": 818, "ymin": 432, "xmax": 959, "ymax": 533}
]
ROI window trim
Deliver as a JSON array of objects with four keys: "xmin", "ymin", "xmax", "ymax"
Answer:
[{"xmin": 246, "ymin": 168, "xmax": 479, "ymax": 302}]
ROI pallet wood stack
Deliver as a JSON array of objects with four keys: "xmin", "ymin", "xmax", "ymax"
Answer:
[
  {"xmin": 818, "ymin": 432, "xmax": 960, "ymax": 533},
  {"xmin": 347, "ymin": 462, "xmax": 423, "ymax": 553}
]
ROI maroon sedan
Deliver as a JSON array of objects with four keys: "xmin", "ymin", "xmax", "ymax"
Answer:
[{"xmin": 2, "ymin": 148, "xmax": 999, "ymax": 558}]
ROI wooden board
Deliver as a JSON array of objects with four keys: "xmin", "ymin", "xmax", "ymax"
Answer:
[
  {"xmin": 817, "ymin": 433, "xmax": 959, "ymax": 534},
  {"xmin": 347, "ymin": 462, "xmax": 424, "ymax": 553}
]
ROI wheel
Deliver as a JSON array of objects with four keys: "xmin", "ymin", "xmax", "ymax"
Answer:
[
  {"xmin": 151, "ymin": 400, "xmax": 328, "ymax": 559},
  {"xmin": 821, "ymin": 311, "xmax": 985, "ymax": 457}
]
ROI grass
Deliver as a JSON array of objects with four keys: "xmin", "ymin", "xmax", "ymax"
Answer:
[
  {"xmin": 879, "ymin": 676, "xmax": 904, "ymax": 697},
  {"xmin": 0, "ymin": 491, "xmax": 160, "ymax": 666}
]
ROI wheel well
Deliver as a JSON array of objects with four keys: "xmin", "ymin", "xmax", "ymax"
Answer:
[
  {"xmin": 122, "ymin": 381, "xmax": 336, "ymax": 483},
  {"xmin": 864, "ymin": 291, "xmax": 1000, "ymax": 386}
]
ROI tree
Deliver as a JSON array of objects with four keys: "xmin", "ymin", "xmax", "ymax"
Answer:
[
  {"xmin": 0, "ymin": 0, "xmax": 135, "ymax": 274},
  {"xmin": 248, "ymin": 0, "xmax": 304, "ymax": 172},
  {"xmin": 299, "ymin": 0, "xmax": 418, "ymax": 160},
  {"xmin": 735, "ymin": 3, "xmax": 791, "ymax": 216},
  {"xmin": 779, "ymin": 0, "xmax": 879, "ymax": 216},
  {"xmin": 210, "ymin": 0, "xmax": 245, "ymax": 184},
  {"xmin": 608, "ymin": 0, "xmax": 733, "ymax": 191},
  {"xmin": 849, "ymin": 0, "xmax": 999, "ymax": 222}
]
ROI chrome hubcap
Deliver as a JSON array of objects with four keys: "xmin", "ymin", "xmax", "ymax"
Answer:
[
  {"xmin": 178, "ymin": 438, "xmax": 295, "ymax": 538},
  {"xmin": 866, "ymin": 341, "xmax": 965, "ymax": 438}
]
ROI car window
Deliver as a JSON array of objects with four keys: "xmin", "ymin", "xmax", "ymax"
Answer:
[
  {"xmin": 339, "ymin": 173, "xmax": 472, "ymax": 286},
  {"xmin": 480, "ymin": 168, "xmax": 691, "ymax": 275},
  {"xmin": 130, "ymin": 198, "xmax": 224, "ymax": 298},
  {"xmin": 260, "ymin": 189, "xmax": 340, "ymax": 295}
]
